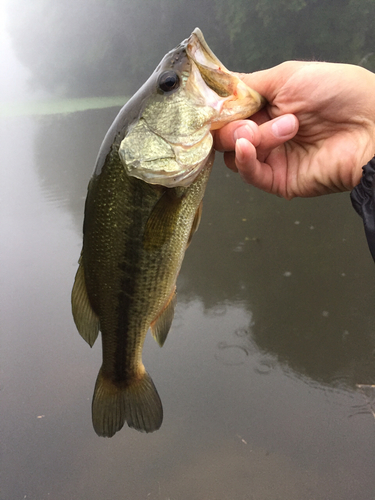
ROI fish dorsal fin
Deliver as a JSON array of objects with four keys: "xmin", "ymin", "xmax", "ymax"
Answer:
[
  {"xmin": 71, "ymin": 257, "xmax": 100, "ymax": 347},
  {"xmin": 150, "ymin": 288, "xmax": 177, "ymax": 347},
  {"xmin": 143, "ymin": 191, "xmax": 183, "ymax": 251},
  {"xmin": 187, "ymin": 200, "xmax": 203, "ymax": 247}
]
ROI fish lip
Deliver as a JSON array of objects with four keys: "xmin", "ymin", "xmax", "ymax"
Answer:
[
  {"xmin": 187, "ymin": 28, "xmax": 227, "ymax": 71},
  {"xmin": 186, "ymin": 28, "xmax": 266, "ymax": 124}
]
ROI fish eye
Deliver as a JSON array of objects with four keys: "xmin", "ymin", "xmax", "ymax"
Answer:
[{"xmin": 158, "ymin": 71, "xmax": 180, "ymax": 93}]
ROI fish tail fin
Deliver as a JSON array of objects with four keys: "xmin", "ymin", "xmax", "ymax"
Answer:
[{"xmin": 91, "ymin": 368, "xmax": 163, "ymax": 437}]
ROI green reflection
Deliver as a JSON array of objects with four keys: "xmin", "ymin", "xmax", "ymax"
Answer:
[{"xmin": 0, "ymin": 96, "xmax": 128, "ymax": 117}]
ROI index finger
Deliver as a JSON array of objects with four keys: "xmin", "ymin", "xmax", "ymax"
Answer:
[{"xmin": 212, "ymin": 120, "xmax": 260, "ymax": 152}]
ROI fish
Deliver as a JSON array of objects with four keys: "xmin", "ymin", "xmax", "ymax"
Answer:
[{"xmin": 71, "ymin": 28, "xmax": 265, "ymax": 437}]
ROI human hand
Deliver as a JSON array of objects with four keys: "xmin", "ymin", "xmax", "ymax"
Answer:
[{"xmin": 213, "ymin": 61, "xmax": 375, "ymax": 198}]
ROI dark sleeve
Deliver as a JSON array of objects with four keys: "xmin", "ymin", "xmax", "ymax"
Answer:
[{"xmin": 350, "ymin": 157, "xmax": 375, "ymax": 262}]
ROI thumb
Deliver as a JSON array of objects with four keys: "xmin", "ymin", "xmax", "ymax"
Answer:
[{"xmin": 236, "ymin": 61, "xmax": 308, "ymax": 103}]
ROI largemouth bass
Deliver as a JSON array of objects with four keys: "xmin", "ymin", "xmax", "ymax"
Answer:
[{"xmin": 72, "ymin": 28, "xmax": 264, "ymax": 437}]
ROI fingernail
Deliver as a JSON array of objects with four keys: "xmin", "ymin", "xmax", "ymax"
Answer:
[
  {"xmin": 271, "ymin": 115, "xmax": 296, "ymax": 138},
  {"xmin": 235, "ymin": 138, "xmax": 247, "ymax": 163},
  {"xmin": 234, "ymin": 124, "xmax": 255, "ymax": 142}
]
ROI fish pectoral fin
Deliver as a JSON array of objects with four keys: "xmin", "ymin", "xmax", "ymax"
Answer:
[
  {"xmin": 187, "ymin": 201, "xmax": 203, "ymax": 247},
  {"xmin": 71, "ymin": 258, "xmax": 100, "ymax": 347},
  {"xmin": 143, "ymin": 191, "xmax": 183, "ymax": 251},
  {"xmin": 92, "ymin": 368, "xmax": 163, "ymax": 437},
  {"xmin": 150, "ymin": 287, "xmax": 177, "ymax": 347}
]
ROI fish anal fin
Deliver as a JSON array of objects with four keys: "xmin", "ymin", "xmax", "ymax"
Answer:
[
  {"xmin": 92, "ymin": 368, "xmax": 163, "ymax": 437},
  {"xmin": 71, "ymin": 258, "xmax": 100, "ymax": 347},
  {"xmin": 150, "ymin": 287, "xmax": 177, "ymax": 347},
  {"xmin": 187, "ymin": 200, "xmax": 203, "ymax": 247}
]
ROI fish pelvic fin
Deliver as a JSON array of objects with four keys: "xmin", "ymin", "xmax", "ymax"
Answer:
[
  {"xmin": 150, "ymin": 287, "xmax": 177, "ymax": 347},
  {"xmin": 92, "ymin": 368, "xmax": 163, "ymax": 437},
  {"xmin": 71, "ymin": 257, "xmax": 100, "ymax": 347}
]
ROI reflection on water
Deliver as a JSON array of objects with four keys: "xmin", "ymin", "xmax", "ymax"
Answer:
[
  {"xmin": 3, "ymin": 5, "xmax": 375, "ymax": 498},
  {"xmin": 3, "ymin": 102, "xmax": 375, "ymax": 499},
  {"xmin": 0, "ymin": 96, "xmax": 129, "ymax": 118}
]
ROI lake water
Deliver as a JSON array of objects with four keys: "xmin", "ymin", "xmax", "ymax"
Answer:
[{"xmin": 2, "ymin": 6, "xmax": 375, "ymax": 500}]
